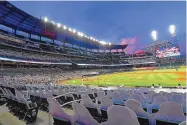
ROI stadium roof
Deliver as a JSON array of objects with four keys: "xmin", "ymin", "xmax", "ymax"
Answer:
[{"xmin": 0, "ymin": 1, "xmax": 128, "ymax": 50}]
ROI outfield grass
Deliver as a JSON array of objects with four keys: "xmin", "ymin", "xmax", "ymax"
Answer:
[{"xmin": 64, "ymin": 67, "xmax": 186, "ymax": 87}]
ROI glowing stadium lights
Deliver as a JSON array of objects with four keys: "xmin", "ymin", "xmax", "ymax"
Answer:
[
  {"xmin": 151, "ymin": 30, "xmax": 157, "ymax": 41},
  {"xmin": 77, "ymin": 32, "xmax": 84, "ymax": 37},
  {"xmin": 169, "ymin": 25, "xmax": 176, "ymax": 36},
  {"xmin": 57, "ymin": 23, "xmax": 61, "ymax": 28},
  {"xmin": 68, "ymin": 28, "xmax": 72, "ymax": 32},
  {"xmin": 44, "ymin": 17, "xmax": 48, "ymax": 22},
  {"xmin": 63, "ymin": 25, "xmax": 67, "ymax": 30},
  {"xmin": 99, "ymin": 40, "xmax": 107, "ymax": 45},
  {"xmin": 90, "ymin": 37, "xmax": 93, "ymax": 40},
  {"xmin": 72, "ymin": 29, "xmax": 76, "ymax": 33},
  {"xmin": 41, "ymin": 16, "xmax": 112, "ymax": 45},
  {"xmin": 51, "ymin": 21, "xmax": 56, "ymax": 25}
]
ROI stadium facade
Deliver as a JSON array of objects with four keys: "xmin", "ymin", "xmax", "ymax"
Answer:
[{"xmin": 0, "ymin": 1, "xmax": 185, "ymax": 70}]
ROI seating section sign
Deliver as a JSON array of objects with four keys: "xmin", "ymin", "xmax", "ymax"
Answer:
[{"xmin": 156, "ymin": 46, "xmax": 180, "ymax": 58}]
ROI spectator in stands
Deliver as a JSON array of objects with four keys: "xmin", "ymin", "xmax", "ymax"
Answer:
[
  {"xmin": 158, "ymin": 84, "xmax": 162, "ymax": 88},
  {"xmin": 177, "ymin": 83, "xmax": 183, "ymax": 89},
  {"xmin": 151, "ymin": 84, "xmax": 155, "ymax": 88}
]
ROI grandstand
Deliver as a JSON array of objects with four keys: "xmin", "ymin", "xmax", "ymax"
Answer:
[{"xmin": 0, "ymin": 1, "xmax": 186, "ymax": 125}]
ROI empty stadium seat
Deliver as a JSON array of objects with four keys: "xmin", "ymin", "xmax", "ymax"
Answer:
[
  {"xmin": 126, "ymin": 99, "xmax": 150, "ymax": 125},
  {"xmin": 2, "ymin": 87, "xmax": 39, "ymax": 124},
  {"xmin": 150, "ymin": 102, "xmax": 186, "ymax": 125},
  {"xmin": 81, "ymin": 94, "xmax": 102, "ymax": 122},
  {"xmin": 150, "ymin": 96, "xmax": 168, "ymax": 113},
  {"xmin": 47, "ymin": 97, "xmax": 72, "ymax": 125},
  {"xmin": 72, "ymin": 102, "xmax": 100, "ymax": 125},
  {"xmin": 111, "ymin": 93, "xmax": 125, "ymax": 106},
  {"xmin": 99, "ymin": 96, "xmax": 113, "ymax": 122},
  {"xmin": 101, "ymin": 105, "xmax": 140, "ymax": 125}
]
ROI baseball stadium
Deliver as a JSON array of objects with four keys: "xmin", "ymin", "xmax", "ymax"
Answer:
[{"xmin": 0, "ymin": 1, "xmax": 186, "ymax": 125}]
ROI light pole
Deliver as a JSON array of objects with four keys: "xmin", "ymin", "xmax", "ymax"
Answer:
[
  {"xmin": 169, "ymin": 25, "xmax": 178, "ymax": 46},
  {"xmin": 151, "ymin": 30, "xmax": 158, "ymax": 57}
]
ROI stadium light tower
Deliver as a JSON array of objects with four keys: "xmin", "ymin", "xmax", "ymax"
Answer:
[
  {"xmin": 169, "ymin": 25, "xmax": 176, "ymax": 37},
  {"xmin": 151, "ymin": 30, "xmax": 158, "ymax": 58},
  {"xmin": 63, "ymin": 25, "xmax": 67, "ymax": 30},
  {"xmin": 57, "ymin": 23, "xmax": 61, "ymax": 28},
  {"xmin": 44, "ymin": 17, "xmax": 48, "ymax": 22},
  {"xmin": 72, "ymin": 29, "xmax": 76, "ymax": 33},
  {"xmin": 169, "ymin": 24, "xmax": 178, "ymax": 47},
  {"xmin": 151, "ymin": 30, "xmax": 157, "ymax": 41}
]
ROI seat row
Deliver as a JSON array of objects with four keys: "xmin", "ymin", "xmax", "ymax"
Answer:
[
  {"xmin": 0, "ymin": 87, "xmax": 39, "ymax": 124},
  {"xmin": 48, "ymin": 95, "xmax": 186, "ymax": 125}
]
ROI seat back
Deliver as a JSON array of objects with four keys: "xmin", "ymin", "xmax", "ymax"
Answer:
[
  {"xmin": 112, "ymin": 93, "xmax": 124, "ymax": 105},
  {"xmin": 152, "ymin": 96, "xmax": 167, "ymax": 106},
  {"xmin": 101, "ymin": 105, "xmax": 140, "ymax": 125},
  {"xmin": 99, "ymin": 96, "xmax": 113, "ymax": 110},
  {"xmin": 172, "ymin": 94, "xmax": 183, "ymax": 104},
  {"xmin": 47, "ymin": 97, "xmax": 71, "ymax": 121},
  {"xmin": 107, "ymin": 91, "xmax": 113, "ymax": 99},
  {"xmin": 155, "ymin": 101, "xmax": 186, "ymax": 123},
  {"xmin": 131, "ymin": 94, "xmax": 143, "ymax": 103},
  {"xmin": 126, "ymin": 99, "xmax": 149, "ymax": 118},
  {"xmin": 72, "ymin": 102, "xmax": 100, "ymax": 125},
  {"xmin": 81, "ymin": 94, "xmax": 96, "ymax": 108}
]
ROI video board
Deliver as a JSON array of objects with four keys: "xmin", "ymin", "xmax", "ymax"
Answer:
[{"xmin": 156, "ymin": 46, "xmax": 180, "ymax": 58}]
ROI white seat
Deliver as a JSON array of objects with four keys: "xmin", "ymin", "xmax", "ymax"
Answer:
[
  {"xmin": 172, "ymin": 94, "xmax": 183, "ymax": 104},
  {"xmin": 166, "ymin": 93, "xmax": 173, "ymax": 101},
  {"xmin": 99, "ymin": 96, "xmax": 113, "ymax": 111},
  {"xmin": 111, "ymin": 92, "xmax": 125, "ymax": 105},
  {"xmin": 151, "ymin": 96, "xmax": 167, "ymax": 109},
  {"xmin": 81, "ymin": 94, "xmax": 98, "ymax": 109},
  {"xmin": 101, "ymin": 105, "xmax": 140, "ymax": 125},
  {"xmin": 146, "ymin": 91, "xmax": 155, "ymax": 103},
  {"xmin": 125, "ymin": 99, "xmax": 150, "ymax": 118},
  {"xmin": 179, "ymin": 121, "xmax": 186, "ymax": 125},
  {"xmin": 72, "ymin": 102, "xmax": 100, "ymax": 125},
  {"xmin": 151, "ymin": 93, "xmax": 160, "ymax": 103},
  {"xmin": 97, "ymin": 91, "xmax": 105, "ymax": 98},
  {"xmin": 150, "ymin": 101, "xmax": 186, "ymax": 125},
  {"xmin": 47, "ymin": 97, "xmax": 72, "ymax": 123},
  {"xmin": 106, "ymin": 90, "xmax": 113, "ymax": 99},
  {"xmin": 131, "ymin": 94, "xmax": 143, "ymax": 103},
  {"xmin": 119, "ymin": 91, "xmax": 130, "ymax": 101}
]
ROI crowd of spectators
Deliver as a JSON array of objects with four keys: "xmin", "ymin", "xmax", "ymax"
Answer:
[
  {"xmin": 0, "ymin": 47, "xmax": 70, "ymax": 63},
  {"xmin": 128, "ymin": 57, "xmax": 156, "ymax": 64},
  {"xmin": 0, "ymin": 68, "xmax": 100, "ymax": 85}
]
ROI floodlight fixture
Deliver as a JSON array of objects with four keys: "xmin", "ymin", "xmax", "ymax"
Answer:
[
  {"xmin": 57, "ymin": 23, "xmax": 61, "ymax": 28},
  {"xmin": 169, "ymin": 24, "xmax": 176, "ymax": 36},
  {"xmin": 100, "ymin": 40, "xmax": 107, "ymax": 45},
  {"xmin": 151, "ymin": 30, "xmax": 157, "ymax": 41},
  {"xmin": 44, "ymin": 17, "xmax": 48, "ymax": 22},
  {"xmin": 63, "ymin": 25, "xmax": 67, "ymax": 30},
  {"xmin": 68, "ymin": 28, "xmax": 72, "ymax": 32},
  {"xmin": 72, "ymin": 29, "xmax": 76, "ymax": 33},
  {"xmin": 109, "ymin": 42, "xmax": 111, "ymax": 45},
  {"xmin": 78, "ymin": 32, "xmax": 84, "ymax": 37},
  {"xmin": 51, "ymin": 21, "xmax": 56, "ymax": 25}
]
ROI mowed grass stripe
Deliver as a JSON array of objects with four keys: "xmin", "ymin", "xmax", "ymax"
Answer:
[{"xmin": 66, "ymin": 67, "xmax": 186, "ymax": 87}]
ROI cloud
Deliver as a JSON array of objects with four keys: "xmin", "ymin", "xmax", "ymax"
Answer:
[{"xmin": 120, "ymin": 37, "xmax": 138, "ymax": 53}]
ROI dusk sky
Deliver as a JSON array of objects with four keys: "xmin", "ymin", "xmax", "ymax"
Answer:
[{"xmin": 10, "ymin": 1, "xmax": 186, "ymax": 54}]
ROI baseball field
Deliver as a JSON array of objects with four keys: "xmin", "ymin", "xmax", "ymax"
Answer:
[{"xmin": 64, "ymin": 66, "xmax": 186, "ymax": 87}]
